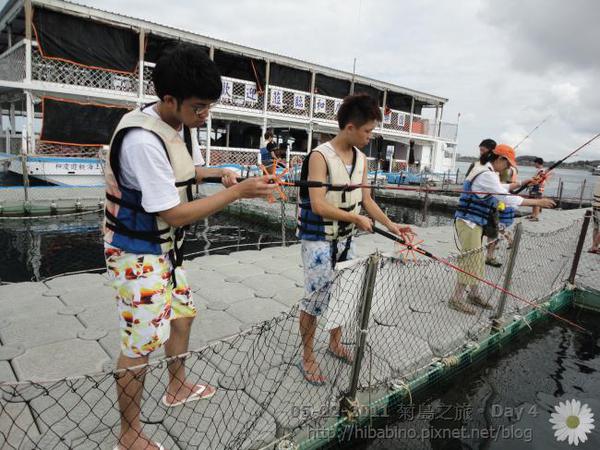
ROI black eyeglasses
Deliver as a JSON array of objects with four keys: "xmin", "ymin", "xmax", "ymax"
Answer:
[{"xmin": 191, "ymin": 102, "xmax": 218, "ymax": 115}]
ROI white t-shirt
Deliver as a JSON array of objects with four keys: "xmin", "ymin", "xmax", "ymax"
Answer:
[
  {"xmin": 459, "ymin": 163, "xmax": 524, "ymax": 228},
  {"xmin": 119, "ymin": 105, "xmax": 204, "ymax": 213}
]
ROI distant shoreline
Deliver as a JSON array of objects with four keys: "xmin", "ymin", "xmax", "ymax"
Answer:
[{"xmin": 456, "ymin": 158, "xmax": 597, "ymax": 171}]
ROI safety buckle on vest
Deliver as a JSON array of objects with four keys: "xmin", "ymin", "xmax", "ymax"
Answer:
[{"xmin": 260, "ymin": 162, "xmax": 289, "ymax": 203}]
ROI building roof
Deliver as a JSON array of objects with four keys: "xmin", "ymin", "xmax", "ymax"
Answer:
[{"xmin": 0, "ymin": 0, "xmax": 449, "ymax": 105}]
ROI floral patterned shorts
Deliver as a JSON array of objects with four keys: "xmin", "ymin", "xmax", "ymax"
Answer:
[
  {"xmin": 300, "ymin": 239, "xmax": 356, "ymax": 317},
  {"xmin": 104, "ymin": 244, "xmax": 196, "ymax": 358}
]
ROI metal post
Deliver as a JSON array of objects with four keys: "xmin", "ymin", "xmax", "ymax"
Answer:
[
  {"xmin": 437, "ymin": 104, "xmax": 444, "ymax": 138},
  {"xmin": 138, "ymin": 28, "xmax": 145, "ymax": 103},
  {"xmin": 380, "ymin": 90, "xmax": 387, "ymax": 136},
  {"xmin": 421, "ymin": 179, "xmax": 429, "ymax": 223},
  {"xmin": 579, "ymin": 178, "xmax": 587, "ymax": 207},
  {"xmin": 557, "ymin": 180, "xmax": 564, "ymax": 209},
  {"xmin": 285, "ymin": 145, "xmax": 290, "ymax": 167},
  {"xmin": 24, "ymin": 0, "xmax": 32, "ymax": 83},
  {"xmin": 206, "ymin": 47, "xmax": 215, "ymax": 167},
  {"xmin": 25, "ymin": 91, "xmax": 34, "ymax": 161},
  {"xmin": 280, "ymin": 200, "xmax": 286, "ymax": 247},
  {"xmin": 455, "ymin": 168, "xmax": 460, "ymax": 185},
  {"xmin": 20, "ymin": 127, "xmax": 29, "ymax": 202},
  {"xmin": 568, "ymin": 210, "xmax": 592, "ymax": 285},
  {"xmin": 408, "ymin": 97, "xmax": 415, "ymax": 135},
  {"xmin": 432, "ymin": 105, "xmax": 440, "ymax": 138},
  {"xmin": 492, "ymin": 223, "xmax": 523, "ymax": 327},
  {"xmin": 341, "ymin": 253, "xmax": 380, "ymax": 418}
]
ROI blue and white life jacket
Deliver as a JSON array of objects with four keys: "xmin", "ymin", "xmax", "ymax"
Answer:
[
  {"xmin": 296, "ymin": 143, "xmax": 365, "ymax": 241},
  {"xmin": 455, "ymin": 165, "xmax": 499, "ymax": 227},
  {"xmin": 499, "ymin": 207, "xmax": 515, "ymax": 226},
  {"xmin": 103, "ymin": 107, "xmax": 196, "ymax": 263}
]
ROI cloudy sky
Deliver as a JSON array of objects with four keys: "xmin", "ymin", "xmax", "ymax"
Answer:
[{"xmin": 51, "ymin": 0, "xmax": 600, "ymax": 161}]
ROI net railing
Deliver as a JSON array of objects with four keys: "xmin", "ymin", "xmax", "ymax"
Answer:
[
  {"xmin": 0, "ymin": 40, "xmax": 26, "ymax": 82},
  {"xmin": 219, "ymin": 76, "xmax": 264, "ymax": 112},
  {"xmin": 31, "ymin": 46, "xmax": 139, "ymax": 94},
  {"xmin": 382, "ymin": 108, "xmax": 410, "ymax": 134},
  {"xmin": 0, "ymin": 219, "xmax": 586, "ymax": 449},
  {"xmin": 312, "ymin": 94, "xmax": 342, "ymax": 123},
  {"xmin": 266, "ymin": 85, "xmax": 311, "ymax": 118},
  {"xmin": 202, "ymin": 147, "xmax": 260, "ymax": 169},
  {"xmin": 437, "ymin": 121, "xmax": 459, "ymax": 141}
]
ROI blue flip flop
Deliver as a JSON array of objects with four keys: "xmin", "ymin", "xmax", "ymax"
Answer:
[
  {"xmin": 296, "ymin": 361, "xmax": 326, "ymax": 386},
  {"xmin": 326, "ymin": 348, "xmax": 353, "ymax": 365}
]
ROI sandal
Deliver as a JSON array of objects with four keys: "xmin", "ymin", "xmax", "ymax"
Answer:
[
  {"xmin": 485, "ymin": 258, "xmax": 502, "ymax": 268},
  {"xmin": 327, "ymin": 348, "xmax": 353, "ymax": 365},
  {"xmin": 468, "ymin": 295, "xmax": 493, "ymax": 310},
  {"xmin": 114, "ymin": 443, "xmax": 164, "ymax": 450},
  {"xmin": 448, "ymin": 298, "xmax": 477, "ymax": 315},
  {"xmin": 527, "ymin": 217, "xmax": 540, "ymax": 222},
  {"xmin": 161, "ymin": 384, "xmax": 216, "ymax": 408},
  {"xmin": 588, "ymin": 249, "xmax": 600, "ymax": 254},
  {"xmin": 296, "ymin": 361, "xmax": 326, "ymax": 386}
]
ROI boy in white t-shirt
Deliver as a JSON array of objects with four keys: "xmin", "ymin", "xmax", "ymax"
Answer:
[{"xmin": 104, "ymin": 45, "xmax": 275, "ymax": 450}]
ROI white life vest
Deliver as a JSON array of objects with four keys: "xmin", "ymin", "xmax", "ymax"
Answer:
[
  {"xmin": 103, "ymin": 107, "xmax": 196, "ymax": 261},
  {"xmin": 297, "ymin": 142, "xmax": 365, "ymax": 241}
]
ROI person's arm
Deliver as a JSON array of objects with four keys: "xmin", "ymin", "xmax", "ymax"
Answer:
[
  {"xmin": 195, "ymin": 166, "xmax": 238, "ymax": 187},
  {"xmin": 160, "ymin": 176, "xmax": 275, "ymax": 227},
  {"xmin": 307, "ymin": 152, "xmax": 372, "ymax": 231},
  {"xmin": 477, "ymin": 171, "xmax": 554, "ymax": 209},
  {"xmin": 361, "ymin": 158, "xmax": 413, "ymax": 236}
]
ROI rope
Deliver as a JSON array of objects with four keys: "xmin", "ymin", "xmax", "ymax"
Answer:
[{"xmin": 372, "ymin": 225, "xmax": 588, "ymax": 333}]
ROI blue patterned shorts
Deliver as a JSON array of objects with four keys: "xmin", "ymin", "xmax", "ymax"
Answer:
[{"xmin": 300, "ymin": 239, "xmax": 356, "ymax": 316}]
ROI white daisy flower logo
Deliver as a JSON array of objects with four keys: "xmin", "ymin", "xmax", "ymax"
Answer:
[{"xmin": 549, "ymin": 399, "xmax": 595, "ymax": 446}]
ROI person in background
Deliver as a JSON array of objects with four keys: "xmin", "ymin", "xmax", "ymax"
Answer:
[
  {"xmin": 527, "ymin": 157, "xmax": 547, "ymax": 222},
  {"xmin": 450, "ymin": 145, "xmax": 555, "ymax": 314},
  {"xmin": 589, "ymin": 179, "xmax": 600, "ymax": 254},
  {"xmin": 485, "ymin": 164, "xmax": 518, "ymax": 267},
  {"xmin": 260, "ymin": 131, "xmax": 277, "ymax": 166},
  {"xmin": 465, "ymin": 139, "xmax": 497, "ymax": 178}
]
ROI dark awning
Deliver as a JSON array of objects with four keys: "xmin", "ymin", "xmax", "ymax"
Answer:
[
  {"xmin": 214, "ymin": 50, "xmax": 266, "ymax": 90},
  {"xmin": 315, "ymin": 74, "xmax": 350, "ymax": 98},
  {"xmin": 353, "ymin": 83, "xmax": 384, "ymax": 105},
  {"xmin": 144, "ymin": 34, "xmax": 209, "ymax": 64},
  {"xmin": 40, "ymin": 97, "xmax": 130, "ymax": 146},
  {"xmin": 268, "ymin": 63, "xmax": 311, "ymax": 92},
  {"xmin": 32, "ymin": 7, "xmax": 139, "ymax": 73},
  {"xmin": 386, "ymin": 91, "xmax": 414, "ymax": 113}
]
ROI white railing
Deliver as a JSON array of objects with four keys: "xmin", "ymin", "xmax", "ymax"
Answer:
[
  {"xmin": 201, "ymin": 146, "xmax": 260, "ymax": 168},
  {"xmin": 312, "ymin": 93, "xmax": 342, "ymax": 123},
  {"xmin": 437, "ymin": 121, "xmax": 459, "ymax": 141},
  {"xmin": 382, "ymin": 108, "xmax": 411, "ymax": 133},
  {"xmin": 11, "ymin": 42, "xmax": 459, "ymax": 145},
  {"xmin": 266, "ymin": 85, "xmax": 311, "ymax": 117},
  {"xmin": 219, "ymin": 76, "xmax": 264, "ymax": 112}
]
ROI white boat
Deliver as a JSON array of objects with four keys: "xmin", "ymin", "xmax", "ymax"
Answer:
[
  {"xmin": 7, "ymin": 154, "xmax": 104, "ymax": 186},
  {"xmin": 592, "ymin": 165, "xmax": 600, "ymax": 176}
]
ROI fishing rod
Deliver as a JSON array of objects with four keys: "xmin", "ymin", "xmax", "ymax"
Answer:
[
  {"xmin": 513, "ymin": 131, "xmax": 600, "ymax": 194},
  {"xmin": 513, "ymin": 115, "xmax": 552, "ymax": 150},
  {"xmin": 201, "ymin": 176, "xmax": 586, "ymax": 201},
  {"xmin": 371, "ymin": 225, "xmax": 587, "ymax": 333}
]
